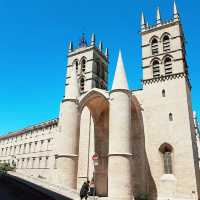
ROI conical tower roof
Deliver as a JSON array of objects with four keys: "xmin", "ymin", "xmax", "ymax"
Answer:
[{"xmin": 112, "ymin": 50, "xmax": 129, "ymax": 90}]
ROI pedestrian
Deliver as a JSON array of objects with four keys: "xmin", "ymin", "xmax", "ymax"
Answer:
[
  {"xmin": 80, "ymin": 180, "xmax": 90, "ymax": 200},
  {"xmin": 88, "ymin": 178, "xmax": 95, "ymax": 196}
]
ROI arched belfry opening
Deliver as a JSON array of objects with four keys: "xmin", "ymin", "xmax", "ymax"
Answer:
[{"xmin": 78, "ymin": 89, "xmax": 109, "ymax": 197}]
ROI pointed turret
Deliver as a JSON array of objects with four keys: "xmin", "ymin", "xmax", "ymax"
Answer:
[
  {"xmin": 173, "ymin": 1, "xmax": 179, "ymax": 20},
  {"xmin": 91, "ymin": 33, "xmax": 95, "ymax": 46},
  {"xmin": 105, "ymin": 48, "xmax": 109, "ymax": 59},
  {"xmin": 99, "ymin": 41, "xmax": 103, "ymax": 52},
  {"xmin": 156, "ymin": 7, "xmax": 161, "ymax": 25},
  {"xmin": 141, "ymin": 12, "xmax": 146, "ymax": 30},
  {"xmin": 65, "ymin": 65, "xmax": 79, "ymax": 99},
  {"xmin": 68, "ymin": 41, "xmax": 73, "ymax": 53},
  {"xmin": 112, "ymin": 50, "xmax": 129, "ymax": 90}
]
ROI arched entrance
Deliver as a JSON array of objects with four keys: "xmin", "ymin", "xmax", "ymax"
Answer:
[{"xmin": 78, "ymin": 89, "xmax": 109, "ymax": 197}]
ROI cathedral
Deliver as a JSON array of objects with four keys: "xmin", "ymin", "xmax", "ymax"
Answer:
[{"xmin": 0, "ymin": 2, "xmax": 200, "ymax": 200}]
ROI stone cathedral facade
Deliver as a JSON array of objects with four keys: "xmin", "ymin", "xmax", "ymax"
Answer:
[{"xmin": 0, "ymin": 2, "xmax": 200, "ymax": 200}]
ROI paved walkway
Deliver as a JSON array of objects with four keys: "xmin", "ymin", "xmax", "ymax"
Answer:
[{"xmin": 0, "ymin": 174, "xmax": 54, "ymax": 200}]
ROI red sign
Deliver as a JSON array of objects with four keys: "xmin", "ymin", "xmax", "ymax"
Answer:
[{"xmin": 92, "ymin": 154, "xmax": 99, "ymax": 161}]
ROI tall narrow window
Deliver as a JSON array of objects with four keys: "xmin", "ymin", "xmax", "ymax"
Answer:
[
  {"xmin": 169, "ymin": 113, "xmax": 173, "ymax": 121},
  {"xmin": 81, "ymin": 59, "xmax": 86, "ymax": 72},
  {"xmin": 45, "ymin": 157, "xmax": 49, "ymax": 169},
  {"xmin": 163, "ymin": 152, "xmax": 173, "ymax": 174},
  {"xmin": 163, "ymin": 35, "xmax": 170, "ymax": 52},
  {"xmin": 75, "ymin": 60, "xmax": 79, "ymax": 73},
  {"xmin": 152, "ymin": 60, "xmax": 160, "ymax": 78},
  {"xmin": 96, "ymin": 61, "xmax": 100, "ymax": 77},
  {"xmin": 164, "ymin": 57, "xmax": 172, "ymax": 75},
  {"xmin": 159, "ymin": 143, "xmax": 173, "ymax": 174},
  {"xmin": 151, "ymin": 38, "xmax": 159, "ymax": 55},
  {"xmin": 162, "ymin": 89, "xmax": 166, "ymax": 97},
  {"xmin": 80, "ymin": 77, "xmax": 85, "ymax": 93}
]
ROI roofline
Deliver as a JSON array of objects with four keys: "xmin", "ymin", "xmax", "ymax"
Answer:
[{"xmin": 0, "ymin": 118, "xmax": 59, "ymax": 141}]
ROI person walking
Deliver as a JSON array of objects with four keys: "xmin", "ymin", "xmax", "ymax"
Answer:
[
  {"xmin": 88, "ymin": 178, "xmax": 95, "ymax": 196},
  {"xmin": 80, "ymin": 180, "xmax": 90, "ymax": 200}
]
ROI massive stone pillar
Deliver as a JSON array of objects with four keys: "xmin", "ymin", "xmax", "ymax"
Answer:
[
  {"xmin": 108, "ymin": 51, "xmax": 133, "ymax": 200},
  {"xmin": 54, "ymin": 60, "xmax": 80, "ymax": 189},
  {"xmin": 108, "ymin": 90, "xmax": 133, "ymax": 200}
]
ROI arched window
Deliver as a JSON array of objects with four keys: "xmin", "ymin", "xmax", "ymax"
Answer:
[
  {"xmin": 151, "ymin": 38, "xmax": 159, "ymax": 55},
  {"xmin": 101, "ymin": 64, "xmax": 105, "ymax": 80},
  {"xmin": 80, "ymin": 77, "xmax": 85, "ymax": 93},
  {"xmin": 152, "ymin": 60, "xmax": 160, "ymax": 78},
  {"xmin": 81, "ymin": 59, "xmax": 86, "ymax": 72},
  {"xmin": 162, "ymin": 89, "xmax": 166, "ymax": 97},
  {"xmin": 164, "ymin": 57, "xmax": 172, "ymax": 75},
  {"xmin": 163, "ymin": 35, "xmax": 170, "ymax": 52},
  {"xmin": 159, "ymin": 143, "xmax": 173, "ymax": 174},
  {"xmin": 75, "ymin": 60, "xmax": 79, "ymax": 73},
  {"xmin": 96, "ymin": 61, "xmax": 100, "ymax": 77},
  {"xmin": 169, "ymin": 113, "xmax": 173, "ymax": 121}
]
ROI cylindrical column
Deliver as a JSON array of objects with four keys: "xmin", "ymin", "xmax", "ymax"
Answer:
[
  {"xmin": 54, "ymin": 99, "xmax": 79, "ymax": 189},
  {"xmin": 108, "ymin": 90, "xmax": 133, "ymax": 200}
]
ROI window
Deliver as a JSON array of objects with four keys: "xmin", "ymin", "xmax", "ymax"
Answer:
[
  {"xmin": 169, "ymin": 113, "xmax": 173, "ymax": 121},
  {"xmin": 159, "ymin": 143, "xmax": 173, "ymax": 174},
  {"xmin": 75, "ymin": 60, "xmax": 79, "ymax": 72},
  {"xmin": 164, "ymin": 57, "xmax": 172, "ymax": 75},
  {"xmin": 96, "ymin": 61, "xmax": 100, "ymax": 77},
  {"xmin": 45, "ymin": 157, "xmax": 49, "ymax": 169},
  {"xmin": 163, "ymin": 35, "xmax": 170, "ymax": 52},
  {"xmin": 151, "ymin": 38, "xmax": 159, "ymax": 55},
  {"xmin": 47, "ymin": 139, "xmax": 51, "ymax": 150},
  {"xmin": 81, "ymin": 59, "xmax": 86, "ymax": 72},
  {"xmin": 162, "ymin": 89, "xmax": 166, "ymax": 97},
  {"xmin": 152, "ymin": 60, "xmax": 160, "ymax": 78},
  {"xmin": 32, "ymin": 158, "xmax": 35, "ymax": 169},
  {"xmin": 80, "ymin": 77, "xmax": 85, "ymax": 93}
]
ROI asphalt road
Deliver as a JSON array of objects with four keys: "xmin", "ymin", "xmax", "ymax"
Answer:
[{"xmin": 0, "ymin": 175, "xmax": 56, "ymax": 200}]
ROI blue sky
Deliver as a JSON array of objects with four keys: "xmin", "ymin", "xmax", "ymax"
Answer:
[{"xmin": 0, "ymin": 0, "xmax": 199, "ymax": 135}]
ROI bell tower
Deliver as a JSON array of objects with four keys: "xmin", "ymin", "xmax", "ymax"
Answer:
[
  {"xmin": 141, "ymin": 2, "xmax": 189, "ymax": 85},
  {"xmin": 139, "ymin": 2, "xmax": 200, "ymax": 199},
  {"xmin": 64, "ymin": 33, "xmax": 109, "ymax": 97}
]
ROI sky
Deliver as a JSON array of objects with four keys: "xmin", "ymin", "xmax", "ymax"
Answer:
[{"xmin": 0, "ymin": 0, "xmax": 199, "ymax": 135}]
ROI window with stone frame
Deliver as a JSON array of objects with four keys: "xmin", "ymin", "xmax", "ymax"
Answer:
[
  {"xmin": 159, "ymin": 143, "xmax": 173, "ymax": 174},
  {"xmin": 81, "ymin": 58, "xmax": 86, "ymax": 72},
  {"xmin": 163, "ymin": 35, "xmax": 170, "ymax": 52},
  {"xmin": 45, "ymin": 156, "xmax": 49, "ymax": 169},
  {"xmin": 164, "ymin": 57, "xmax": 173, "ymax": 75},
  {"xmin": 151, "ymin": 38, "xmax": 159, "ymax": 55},
  {"xmin": 152, "ymin": 60, "xmax": 160, "ymax": 78},
  {"xmin": 80, "ymin": 77, "xmax": 85, "ymax": 93}
]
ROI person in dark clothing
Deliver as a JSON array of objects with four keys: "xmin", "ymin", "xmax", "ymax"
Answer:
[{"xmin": 80, "ymin": 181, "xmax": 90, "ymax": 200}]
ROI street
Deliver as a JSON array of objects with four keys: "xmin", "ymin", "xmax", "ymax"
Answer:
[{"xmin": 0, "ymin": 175, "xmax": 56, "ymax": 200}]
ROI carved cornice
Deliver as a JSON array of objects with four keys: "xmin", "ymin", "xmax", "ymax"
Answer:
[{"xmin": 142, "ymin": 72, "xmax": 191, "ymax": 89}]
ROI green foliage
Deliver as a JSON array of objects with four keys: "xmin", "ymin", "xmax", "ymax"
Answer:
[{"xmin": 0, "ymin": 163, "xmax": 15, "ymax": 172}]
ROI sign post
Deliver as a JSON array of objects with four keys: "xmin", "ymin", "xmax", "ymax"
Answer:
[{"xmin": 92, "ymin": 153, "xmax": 99, "ymax": 200}]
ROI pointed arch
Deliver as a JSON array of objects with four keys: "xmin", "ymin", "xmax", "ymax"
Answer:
[
  {"xmin": 78, "ymin": 88, "xmax": 109, "ymax": 119},
  {"xmin": 151, "ymin": 58, "xmax": 161, "ymax": 78},
  {"xmin": 72, "ymin": 59, "xmax": 79, "ymax": 73},
  {"xmin": 79, "ymin": 56, "xmax": 87, "ymax": 73},
  {"xmin": 161, "ymin": 33, "xmax": 171, "ymax": 52},
  {"xmin": 150, "ymin": 36, "xmax": 159, "ymax": 55},
  {"xmin": 163, "ymin": 55, "xmax": 173, "ymax": 75}
]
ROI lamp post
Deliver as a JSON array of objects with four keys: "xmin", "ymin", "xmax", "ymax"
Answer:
[{"xmin": 92, "ymin": 153, "xmax": 99, "ymax": 200}]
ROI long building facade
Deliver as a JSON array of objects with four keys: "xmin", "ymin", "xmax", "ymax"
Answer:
[{"xmin": 0, "ymin": 2, "xmax": 200, "ymax": 200}]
